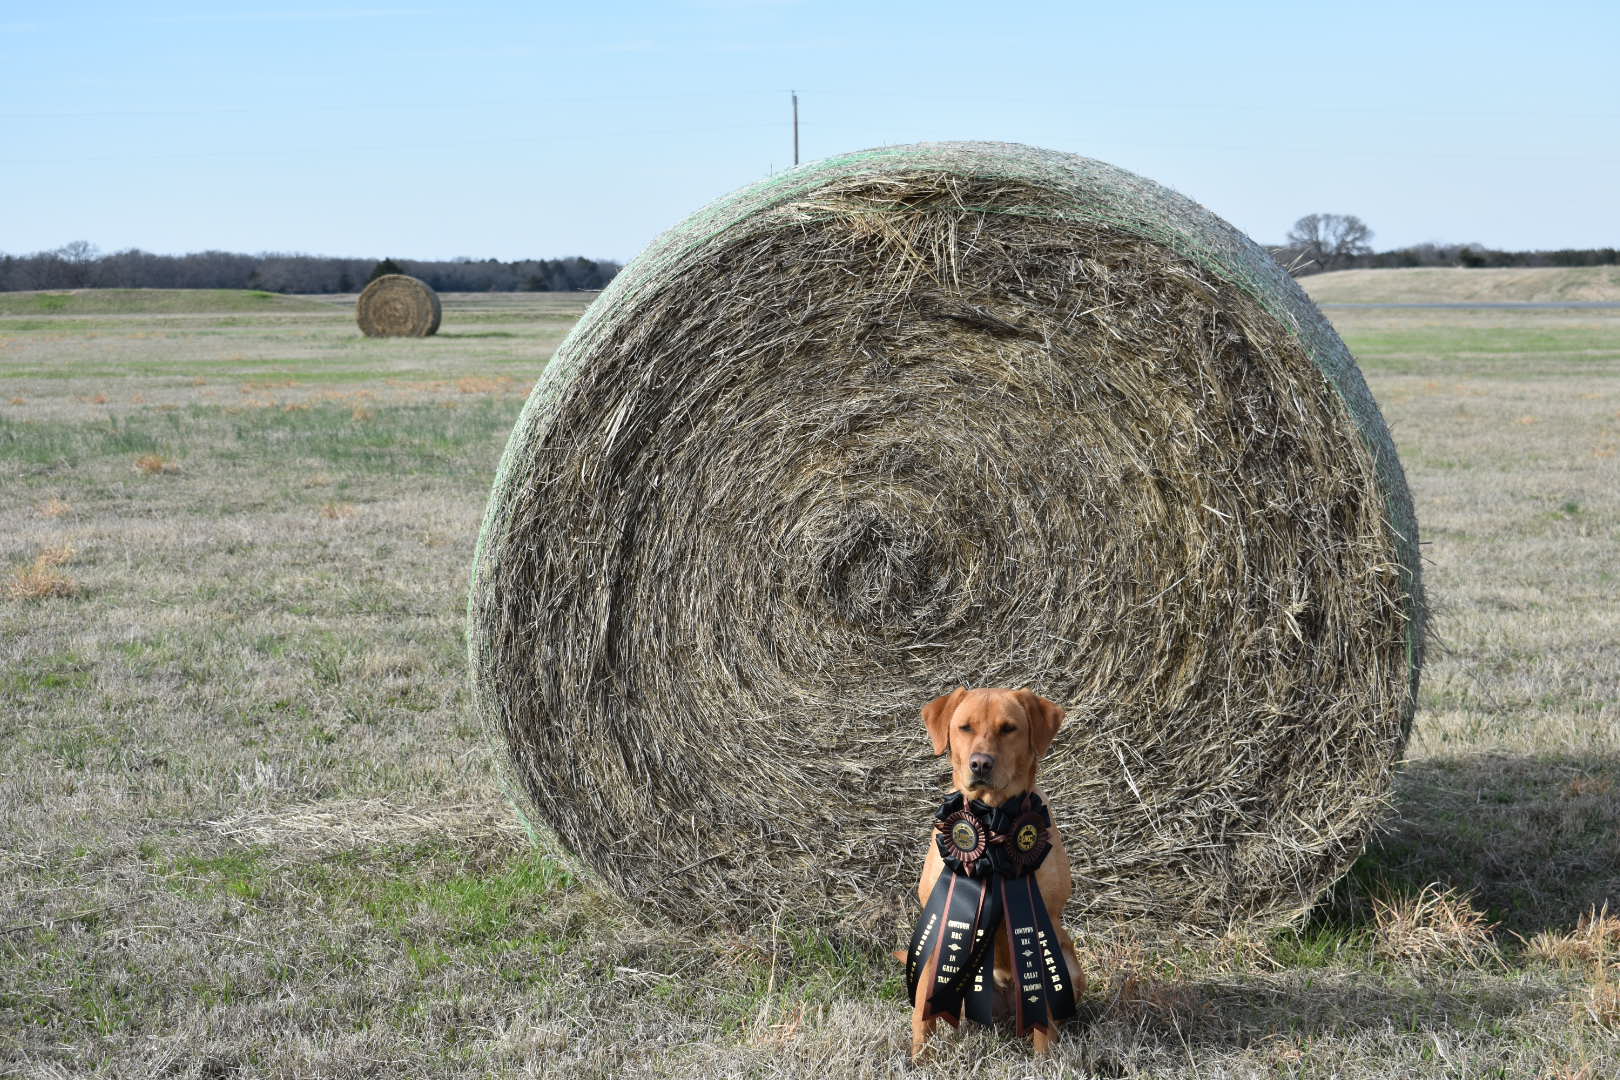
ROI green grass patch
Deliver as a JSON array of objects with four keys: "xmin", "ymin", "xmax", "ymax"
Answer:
[
  {"xmin": 166, "ymin": 850, "xmax": 270, "ymax": 901},
  {"xmin": 2, "ymin": 340, "xmax": 551, "ymax": 381},
  {"xmin": 160, "ymin": 843, "xmax": 576, "ymax": 946},
  {"xmin": 136, "ymin": 839, "xmax": 896, "ymax": 1034},
  {"xmin": 360, "ymin": 852, "xmax": 575, "ymax": 943},
  {"xmin": 0, "ymin": 398, "xmax": 521, "ymax": 474},
  {"xmin": 0, "ymin": 289, "xmax": 333, "ymax": 316},
  {"xmin": 1, "ymin": 651, "xmax": 94, "ymax": 696},
  {"xmin": 1270, "ymin": 923, "xmax": 1373, "ymax": 969},
  {"xmin": 0, "ymin": 412, "xmax": 169, "ymax": 464},
  {"xmin": 1346, "ymin": 325, "xmax": 1620, "ymax": 376}
]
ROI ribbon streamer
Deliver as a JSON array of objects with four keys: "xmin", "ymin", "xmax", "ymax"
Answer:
[{"xmin": 905, "ymin": 793, "xmax": 1077, "ymax": 1035}]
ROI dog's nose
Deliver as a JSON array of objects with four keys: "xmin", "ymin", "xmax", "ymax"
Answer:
[{"xmin": 969, "ymin": 753, "xmax": 995, "ymax": 778}]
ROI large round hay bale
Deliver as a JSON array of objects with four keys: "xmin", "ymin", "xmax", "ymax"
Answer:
[
  {"xmin": 467, "ymin": 142, "xmax": 1423, "ymax": 939},
  {"xmin": 356, "ymin": 273, "xmax": 440, "ymax": 337}
]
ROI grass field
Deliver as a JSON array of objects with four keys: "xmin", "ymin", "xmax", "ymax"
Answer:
[
  {"xmin": 0, "ymin": 289, "xmax": 335, "ymax": 318},
  {"xmin": 3, "ymin": 287, "xmax": 1618, "ymax": 1078},
  {"xmin": 1302, "ymin": 265, "xmax": 1620, "ymax": 305}
]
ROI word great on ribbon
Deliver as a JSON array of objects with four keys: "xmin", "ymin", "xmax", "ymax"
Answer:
[{"xmin": 905, "ymin": 792, "xmax": 1076, "ymax": 1035}]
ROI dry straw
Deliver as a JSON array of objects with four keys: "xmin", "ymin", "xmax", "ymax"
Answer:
[
  {"xmin": 356, "ymin": 273, "xmax": 441, "ymax": 337},
  {"xmin": 467, "ymin": 142, "xmax": 1424, "ymax": 941}
]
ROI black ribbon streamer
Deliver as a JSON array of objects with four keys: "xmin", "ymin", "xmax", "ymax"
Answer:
[{"xmin": 905, "ymin": 793, "xmax": 1077, "ymax": 1035}]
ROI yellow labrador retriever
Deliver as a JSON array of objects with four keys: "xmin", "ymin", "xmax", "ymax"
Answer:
[{"xmin": 907, "ymin": 687, "xmax": 1084, "ymax": 1060}]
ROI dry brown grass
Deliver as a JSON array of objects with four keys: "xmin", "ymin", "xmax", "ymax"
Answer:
[
  {"xmin": 1577, "ymin": 962, "xmax": 1620, "ymax": 1031},
  {"xmin": 37, "ymin": 497, "xmax": 72, "ymax": 518},
  {"xmin": 133, "ymin": 453, "xmax": 180, "ymax": 475},
  {"xmin": 1528, "ymin": 908, "xmax": 1620, "ymax": 968},
  {"xmin": 1566, "ymin": 774, "xmax": 1615, "ymax": 796},
  {"xmin": 1543, "ymin": 1064, "xmax": 1604, "ymax": 1080},
  {"xmin": 455, "ymin": 375, "xmax": 525, "ymax": 394},
  {"xmin": 320, "ymin": 501, "xmax": 357, "ymax": 520},
  {"xmin": 1534, "ymin": 910, "xmax": 1620, "ymax": 1033},
  {"xmin": 206, "ymin": 799, "xmax": 527, "ymax": 855},
  {"xmin": 7, "ymin": 543, "xmax": 77, "ymax": 600},
  {"xmin": 1372, "ymin": 885, "xmax": 1499, "ymax": 968}
]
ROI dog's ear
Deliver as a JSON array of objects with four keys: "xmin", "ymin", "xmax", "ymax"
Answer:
[
  {"xmin": 921, "ymin": 687, "xmax": 966, "ymax": 756},
  {"xmin": 1015, "ymin": 690, "xmax": 1065, "ymax": 759}
]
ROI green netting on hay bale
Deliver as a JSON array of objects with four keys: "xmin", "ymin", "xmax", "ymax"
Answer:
[
  {"xmin": 468, "ymin": 141, "xmax": 1423, "ymax": 940},
  {"xmin": 356, "ymin": 273, "xmax": 441, "ymax": 337}
]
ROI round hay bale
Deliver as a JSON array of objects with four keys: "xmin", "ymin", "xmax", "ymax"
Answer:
[
  {"xmin": 356, "ymin": 273, "xmax": 440, "ymax": 337},
  {"xmin": 467, "ymin": 142, "xmax": 1424, "ymax": 939}
]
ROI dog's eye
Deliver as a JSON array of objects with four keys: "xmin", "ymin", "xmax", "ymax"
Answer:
[
  {"xmin": 1000, "ymin": 724, "xmax": 1017, "ymax": 735},
  {"xmin": 957, "ymin": 724, "xmax": 972, "ymax": 732}
]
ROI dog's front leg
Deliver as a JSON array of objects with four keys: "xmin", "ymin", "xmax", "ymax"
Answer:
[
  {"xmin": 1057, "ymin": 926, "xmax": 1085, "ymax": 1005},
  {"xmin": 992, "ymin": 932, "xmax": 1014, "ymax": 991},
  {"xmin": 909, "ymin": 959, "xmax": 936, "ymax": 1061}
]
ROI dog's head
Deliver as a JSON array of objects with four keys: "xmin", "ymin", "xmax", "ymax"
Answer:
[{"xmin": 921, "ymin": 687, "xmax": 1065, "ymax": 805}]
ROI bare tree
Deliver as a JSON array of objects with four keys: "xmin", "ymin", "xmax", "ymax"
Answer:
[
  {"xmin": 54, "ymin": 240, "xmax": 101, "ymax": 287},
  {"xmin": 1285, "ymin": 214, "xmax": 1374, "ymax": 273}
]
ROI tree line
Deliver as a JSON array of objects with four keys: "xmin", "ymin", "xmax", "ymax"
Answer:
[
  {"xmin": 0, "ymin": 243, "xmax": 621, "ymax": 293},
  {"xmin": 1273, "ymin": 213, "xmax": 1618, "ymax": 277},
  {"xmin": 7, "ymin": 232, "xmax": 1614, "ymax": 293},
  {"xmin": 1331, "ymin": 243, "xmax": 1619, "ymax": 273}
]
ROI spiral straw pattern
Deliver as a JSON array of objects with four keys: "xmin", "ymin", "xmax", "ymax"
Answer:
[
  {"xmin": 356, "ymin": 273, "xmax": 441, "ymax": 337},
  {"xmin": 468, "ymin": 143, "xmax": 1423, "ymax": 939}
]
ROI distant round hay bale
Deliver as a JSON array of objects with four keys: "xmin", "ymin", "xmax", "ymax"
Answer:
[
  {"xmin": 356, "ymin": 273, "xmax": 440, "ymax": 337},
  {"xmin": 467, "ymin": 142, "xmax": 1424, "ymax": 939}
]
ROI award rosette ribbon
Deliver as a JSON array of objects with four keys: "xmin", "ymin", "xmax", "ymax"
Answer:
[{"xmin": 904, "ymin": 792, "xmax": 1077, "ymax": 1035}]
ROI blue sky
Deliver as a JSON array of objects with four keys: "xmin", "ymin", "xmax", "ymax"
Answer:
[{"xmin": 3, "ymin": 0, "xmax": 1615, "ymax": 262}]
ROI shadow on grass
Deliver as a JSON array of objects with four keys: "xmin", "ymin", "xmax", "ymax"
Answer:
[
  {"xmin": 1318, "ymin": 751, "xmax": 1620, "ymax": 939},
  {"xmin": 1040, "ymin": 970, "xmax": 1560, "ymax": 1077},
  {"xmin": 1154, "ymin": 970, "xmax": 1566, "ymax": 1055}
]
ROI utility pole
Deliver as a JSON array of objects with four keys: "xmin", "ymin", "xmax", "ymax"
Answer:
[{"xmin": 791, "ymin": 90, "xmax": 799, "ymax": 166}]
